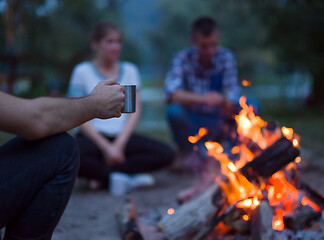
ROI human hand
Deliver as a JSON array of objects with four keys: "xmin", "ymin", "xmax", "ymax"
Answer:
[
  {"xmin": 203, "ymin": 91, "xmax": 224, "ymax": 107},
  {"xmin": 102, "ymin": 143, "xmax": 125, "ymax": 166},
  {"xmin": 88, "ymin": 79, "xmax": 125, "ymax": 119}
]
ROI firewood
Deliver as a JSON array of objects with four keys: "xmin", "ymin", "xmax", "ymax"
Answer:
[
  {"xmin": 297, "ymin": 176, "xmax": 324, "ymax": 209},
  {"xmin": 240, "ymin": 137, "xmax": 299, "ymax": 183},
  {"xmin": 116, "ymin": 198, "xmax": 144, "ymax": 240},
  {"xmin": 283, "ymin": 205, "xmax": 321, "ymax": 231},
  {"xmin": 158, "ymin": 183, "xmax": 221, "ymax": 240},
  {"xmin": 251, "ymin": 200, "xmax": 273, "ymax": 240}
]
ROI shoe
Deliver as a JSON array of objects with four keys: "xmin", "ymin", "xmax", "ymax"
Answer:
[
  {"xmin": 130, "ymin": 173, "xmax": 155, "ymax": 188},
  {"xmin": 109, "ymin": 172, "xmax": 155, "ymax": 196}
]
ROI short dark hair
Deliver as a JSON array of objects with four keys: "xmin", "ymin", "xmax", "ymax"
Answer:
[
  {"xmin": 91, "ymin": 21, "xmax": 120, "ymax": 42},
  {"xmin": 191, "ymin": 17, "xmax": 218, "ymax": 37}
]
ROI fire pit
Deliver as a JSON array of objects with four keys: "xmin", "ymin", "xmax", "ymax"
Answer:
[{"xmin": 117, "ymin": 96, "xmax": 324, "ymax": 240}]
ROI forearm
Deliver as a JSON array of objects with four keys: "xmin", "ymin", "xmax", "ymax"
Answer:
[
  {"xmin": 170, "ymin": 90, "xmax": 205, "ymax": 106},
  {"xmin": 25, "ymin": 97, "xmax": 97, "ymax": 139},
  {"xmin": 0, "ymin": 93, "xmax": 96, "ymax": 140},
  {"xmin": 0, "ymin": 79, "xmax": 124, "ymax": 140}
]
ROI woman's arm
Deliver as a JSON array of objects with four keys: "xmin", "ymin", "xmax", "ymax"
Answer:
[
  {"xmin": 0, "ymin": 79, "xmax": 124, "ymax": 140},
  {"xmin": 79, "ymin": 122, "xmax": 123, "ymax": 166}
]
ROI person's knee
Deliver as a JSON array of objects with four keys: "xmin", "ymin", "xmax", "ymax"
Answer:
[
  {"xmin": 167, "ymin": 104, "xmax": 188, "ymax": 123},
  {"xmin": 49, "ymin": 133, "xmax": 80, "ymax": 175}
]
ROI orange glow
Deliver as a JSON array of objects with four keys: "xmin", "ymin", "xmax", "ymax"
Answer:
[
  {"xmin": 301, "ymin": 196, "xmax": 320, "ymax": 211},
  {"xmin": 231, "ymin": 146, "xmax": 240, "ymax": 154},
  {"xmin": 228, "ymin": 162, "xmax": 237, "ymax": 172},
  {"xmin": 293, "ymin": 139, "xmax": 299, "ymax": 147},
  {"xmin": 295, "ymin": 157, "xmax": 301, "ymax": 163},
  {"xmin": 272, "ymin": 209, "xmax": 285, "ymax": 230},
  {"xmin": 282, "ymin": 127, "xmax": 294, "ymax": 140},
  {"xmin": 167, "ymin": 208, "xmax": 175, "ymax": 215},
  {"xmin": 237, "ymin": 197, "xmax": 260, "ymax": 210},
  {"xmin": 242, "ymin": 80, "xmax": 252, "ymax": 87},
  {"xmin": 243, "ymin": 214, "xmax": 249, "ymax": 221},
  {"xmin": 188, "ymin": 128, "xmax": 208, "ymax": 144}
]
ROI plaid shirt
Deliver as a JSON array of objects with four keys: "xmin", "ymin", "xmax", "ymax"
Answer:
[{"xmin": 165, "ymin": 47, "xmax": 241, "ymax": 114}]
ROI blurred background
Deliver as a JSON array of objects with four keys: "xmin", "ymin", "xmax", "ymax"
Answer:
[{"xmin": 0, "ymin": 0, "xmax": 323, "ymax": 152}]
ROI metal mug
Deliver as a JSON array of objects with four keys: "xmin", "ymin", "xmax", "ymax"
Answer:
[{"xmin": 121, "ymin": 85, "xmax": 136, "ymax": 113}]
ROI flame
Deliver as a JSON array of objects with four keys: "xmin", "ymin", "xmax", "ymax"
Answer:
[
  {"xmin": 237, "ymin": 196, "xmax": 260, "ymax": 210},
  {"xmin": 167, "ymin": 208, "xmax": 175, "ymax": 215},
  {"xmin": 242, "ymin": 214, "xmax": 249, "ymax": 221},
  {"xmin": 295, "ymin": 157, "xmax": 301, "ymax": 164},
  {"xmin": 228, "ymin": 162, "xmax": 237, "ymax": 172},
  {"xmin": 188, "ymin": 128, "xmax": 208, "ymax": 144},
  {"xmin": 188, "ymin": 96, "xmax": 319, "ymax": 232},
  {"xmin": 231, "ymin": 146, "xmax": 240, "ymax": 154},
  {"xmin": 235, "ymin": 97, "xmax": 267, "ymax": 149},
  {"xmin": 282, "ymin": 127, "xmax": 293, "ymax": 140},
  {"xmin": 242, "ymin": 80, "xmax": 251, "ymax": 87},
  {"xmin": 301, "ymin": 196, "xmax": 320, "ymax": 211},
  {"xmin": 273, "ymin": 209, "xmax": 285, "ymax": 230}
]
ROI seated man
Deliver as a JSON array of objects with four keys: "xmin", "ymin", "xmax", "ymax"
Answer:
[
  {"xmin": 165, "ymin": 17, "xmax": 241, "ymax": 159},
  {"xmin": 0, "ymin": 79, "xmax": 124, "ymax": 239}
]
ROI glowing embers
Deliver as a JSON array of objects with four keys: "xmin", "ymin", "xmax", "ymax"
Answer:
[
  {"xmin": 188, "ymin": 127, "xmax": 208, "ymax": 144},
  {"xmin": 267, "ymin": 171, "xmax": 320, "ymax": 230}
]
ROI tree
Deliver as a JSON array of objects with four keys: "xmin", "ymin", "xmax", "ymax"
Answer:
[
  {"xmin": 147, "ymin": 0, "xmax": 273, "ymax": 82},
  {"xmin": 252, "ymin": 1, "xmax": 324, "ymax": 106},
  {"xmin": 0, "ymin": 0, "xmax": 141, "ymax": 96}
]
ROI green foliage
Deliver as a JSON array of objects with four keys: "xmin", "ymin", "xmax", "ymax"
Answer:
[
  {"xmin": 251, "ymin": 1, "xmax": 324, "ymax": 106},
  {"xmin": 147, "ymin": 0, "xmax": 275, "ymax": 83},
  {"xmin": 0, "ymin": 0, "xmax": 142, "ymax": 96}
]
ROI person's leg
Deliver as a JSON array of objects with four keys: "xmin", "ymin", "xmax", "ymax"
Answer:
[
  {"xmin": 167, "ymin": 104, "xmax": 201, "ymax": 150},
  {"xmin": 0, "ymin": 133, "xmax": 79, "ymax": 240},
  {"xmin": 111, "ymin": 134, "xmax": 174, "ymax": 174},
  {"xmin": 76, "ymin": 133, "xmax": 111, "ymax": 182}
]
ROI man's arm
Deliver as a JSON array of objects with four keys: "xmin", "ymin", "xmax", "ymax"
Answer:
[
  {"xmin": 170, "ymin": 90, "xmax": 205, "ymax": 105},
  {"xmin": 170, "ymin": 89, "xmax": 224, "ymax": 107},
  {"xmin": 0, "ymin": 79, "xmax": 125, "ymax": 140},
  {"xmin": 165, "ymin": 50, "xmax": 224, "ymax": 107}
]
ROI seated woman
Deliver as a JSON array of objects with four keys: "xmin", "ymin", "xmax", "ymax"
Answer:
[{"xmin": 68, "ymin": 21, "xmax": 174, "ymax": 194}]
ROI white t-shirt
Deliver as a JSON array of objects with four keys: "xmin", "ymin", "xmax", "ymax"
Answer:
[{"xmin": 68, "ymin": 61, "xmax": 141, "ymax": 136}]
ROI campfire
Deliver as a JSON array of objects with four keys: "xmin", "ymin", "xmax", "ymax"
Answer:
[
  {"xmin": 157, "ymin": 96, "xmax": 324, "ymax": 240},
  {"xmin": 116, "ymin": 96, "xmax": 324, "ymax": 240}
]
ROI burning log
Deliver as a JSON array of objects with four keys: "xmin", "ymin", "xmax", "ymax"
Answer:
[
  {"xmin": 116, "ymin": 198, "xmax": 144, "ymax": 240},
  {"xmin": 158, "ymin": 183, "xmax": 221, "ymax": 240},
  {"xmin": 251, "ymin": 200, "xmax": 273, "ymax": 240},
  {"xmin": 240, "ymin": 137, "xmax": 299, "ymax": 183},
  {"xmin": 297, "ymin": 177, "xmax": 324, "ymax": 209},
  {"xmin": 283, "ymin": 204, "xmax": 321, "ymax": 231}
]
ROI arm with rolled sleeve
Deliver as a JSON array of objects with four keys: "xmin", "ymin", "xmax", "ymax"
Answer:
[{"xmin": 165, "ymin": 53, "xmax": 205, "ymax": 106}]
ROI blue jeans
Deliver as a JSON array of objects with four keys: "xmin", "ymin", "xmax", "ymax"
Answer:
[
  {"xmin": 167, "ymin": 104, "xmax": 223, "ymax": 152},
  {"xmin": 0, "ymin": 133, "xmax": 79, "ymax": 240}
]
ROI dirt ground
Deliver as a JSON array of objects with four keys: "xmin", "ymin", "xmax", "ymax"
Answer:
[
  {"xmin": 51, "ymin": 147, "xmax": 324, "ymax": 240},
  {"xmin": 52, "ymin": 170, "xmax": 193, "ymax": 240}
]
